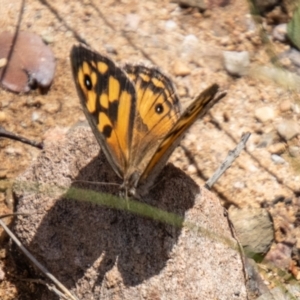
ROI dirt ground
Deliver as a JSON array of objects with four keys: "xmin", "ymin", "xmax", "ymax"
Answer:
[{"xmin": 0, "ymin": 0, "xmax": 300, "ymax": 298}]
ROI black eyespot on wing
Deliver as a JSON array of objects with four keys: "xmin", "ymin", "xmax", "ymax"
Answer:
[
  {"xmin": 155, "ymin": 103, "xmax": 164, "ymax": 114},
  {"xmin": 84, "ymin": 74, "xmax": 92, "ymax": 90}
]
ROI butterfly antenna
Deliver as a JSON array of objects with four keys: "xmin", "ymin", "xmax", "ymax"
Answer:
[{"xmin": 73, "ymin": 180, "xmax": 119, "ymax": 187}]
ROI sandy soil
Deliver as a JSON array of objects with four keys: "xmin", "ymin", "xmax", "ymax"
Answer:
[{"xmin": 0, "ymin": 0, "xmax": 299, "ymax": 298}]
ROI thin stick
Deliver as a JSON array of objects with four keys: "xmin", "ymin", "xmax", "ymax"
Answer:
[
  {"xmin": 0, "ymin": 212, "xmax": 33, "ymax": 218},
  {"xmin": 0, "ymin": 218, "xmax": 79, "ymax": 300},
  {"xmin": 0, "ymin": 126, "xmax": 43, "ymax": 149},
  {"xmin": 205, "ymin": 132, "xmax": 251, "ymax": 190}
]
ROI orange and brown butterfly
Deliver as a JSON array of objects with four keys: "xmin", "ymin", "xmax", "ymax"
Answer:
[{"xmin": 70, "ymin": 44, "xmax": 225, "ymax": 198}]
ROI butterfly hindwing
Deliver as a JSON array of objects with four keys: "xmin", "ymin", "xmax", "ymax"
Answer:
[
  {"xmin": 125, "ymin": 65, "xmax": 180, "ymax": 135},
  {"xmin": 124, "ymin": 64, "xmax": 181, "ymax": 171},
  {"xmin": 70, "ymin": 45, "xmax": 136, "ymax": 178},
  {"xmin": 138, "ymin": 84, "xmax": 220, "ymax": 193}
]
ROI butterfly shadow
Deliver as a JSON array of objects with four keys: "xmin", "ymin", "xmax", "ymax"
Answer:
[{"xmin": 20, "ymin": 150, "xmax": 199, "ymax": 295}]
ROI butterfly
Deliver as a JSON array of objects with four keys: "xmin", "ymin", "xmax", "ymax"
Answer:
[{"xmin": 70, "ymin": 44, "xmax": 225, "ymax": 198}]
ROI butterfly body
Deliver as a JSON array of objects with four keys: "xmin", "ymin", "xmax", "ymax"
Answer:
[{"xmin": 70, "ymin": 45, "xmax": 224, "ymax": 198}]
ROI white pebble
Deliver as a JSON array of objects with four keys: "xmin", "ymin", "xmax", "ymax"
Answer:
[
  {"xmin": 272, "ymin": 24, "xmax": 287, "ymax": 42},
  {"xmin": 255, "ymin": 106, "xmax": 276, "ymax": 123},
  {"xmin": 223, "ymin": 51, "xmax": 250, "ymax": 76},
  {"xmin": 276, "ymin": 120, "xmax": 300, "ymax": 141},
  {"xmin": 233, "ymin": 181, "xmax": 246, "ymax": 189},
  {"xmin": 32, "ymin": 111, "xmax": 41, "ymax": 123},
  {"xmin": 271, "ymin": 154, "xmax": 286, "ymax": 164},
  {"xmin": 5, "ymin": 147, "xmax": 23, "ymax": 156},
  {"xmin": 165, "ymin": 20, "xmax": 177, "ymax": 31}
]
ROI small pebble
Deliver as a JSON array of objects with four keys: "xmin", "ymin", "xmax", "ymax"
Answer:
[
  {"xmin": 41, "ymin": 32, "xmax": 54, "ymax": 44},
  {"xmin": 276, "ymin": 120, "xmax": 300, "ymax": 141},
  {"xmin": 223, "ymin": 51, "xmax": 249, "ymax": 76},
  {"xmin": 43, "ymin": 100, "xmax": 61, "ymax": 114},
  {"xmin": 272, "ymin": 24, "xmax": 287, "ymax": 42},
  {"xmin": 268, "ymin": 143, "xmax": 286, "ymax": 155},
  {"xmin": 181, "ymin": 34, "xmax": 199, "ymax": 58},
  {"xmin": 220, "ymin": 36, "xmax": 231, "ymax": 46},
  {"xmin": 125, "ymin": 14, "xmax": 140, "ymax": 31},
  {"xmin": 173, "ymin": 60, "xmax": 191, "ymax": 76},
  {"xmin": 255, "ymin": 106, "xmax": 276, "ymax": 123},
  {"xmin": 279, "ymin": 100, "xmax": 291, "ymax": 112},
  {"xmin": 165, "ymin": 20, "xmax": 177, "ymax": 31},
  {"xmin": 182, "ymin": 34, "xmax": 198, "ymax": 45},
  {"xmin": 65, "ymin": 31, "xmax": 73, "ymax": 38},
  {"xmin": 104, "ymin": 44, "xmax": 118, "ymax": 55},
  {"xmin": 0, "ymin": 111, "xmax": 7, "ymax": 122},
  {"xmin": 176, "ymin": 85, "xmax": 187, "ymax": 97},
  {"xmin": 289, "ymin": 146, "xmax": 300, "ymax": 157},
  {"xmin": 31, "ymin": 111, "xmax": 43, "ymax": 124},
  {"xmin": 20, "ymin": 121, "xmax": 28, "ymax": 128},
  {"xmin": 233, "ymin": 181, "xmax": 245, "ymax": 189},
  {"xmin": 1, "ymin": 99, "xmax": 10, "ymax": 108},
  {"xmin": 271, "ymin": 154, "xmax": 286, "ymax": 164},
  {"xmin": 187, "ymin": 164, "xmax": 197, "ymax": 174},
  {"xmin": 5, "ymin": 146, "xmax": 23, "ymax": 156},
  {"xmin": 0, "ymin": 58, "xmax": 7, "ymax": 68},
  {"xmin": 280, "ymin": 56, "xmax": 292, "ymax": 68},
  {"xmin": 292, "ymin": 103, "xmax": 300, "ymax": 114}
]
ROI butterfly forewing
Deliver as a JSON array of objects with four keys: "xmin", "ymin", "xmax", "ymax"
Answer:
[
  {"xmin": 70, "ymin": 45, "xmax": 136, "ymax": 178},
  {"xmin": 138, "ymin": 84, "xmax": 221, "ymax": 193}
]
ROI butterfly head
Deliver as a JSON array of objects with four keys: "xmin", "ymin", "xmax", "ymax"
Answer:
[{"xmin": 119, "ymin": 171, "xmax": 141, "ymax": 199}]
